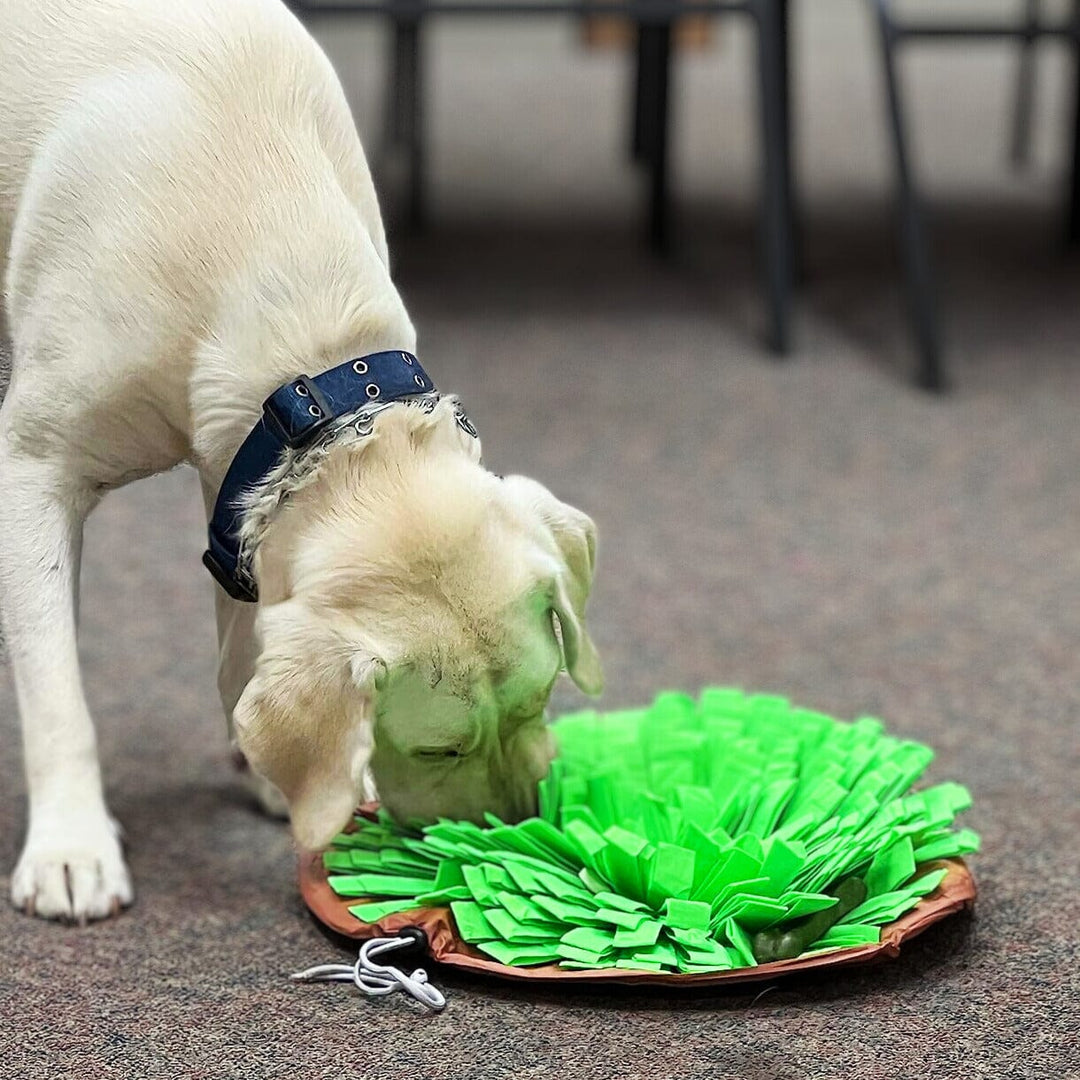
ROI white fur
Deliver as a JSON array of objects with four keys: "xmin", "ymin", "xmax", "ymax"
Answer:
[{"xmin": 0, "ymin": 0, "xmax": 599, "ymax": 923}]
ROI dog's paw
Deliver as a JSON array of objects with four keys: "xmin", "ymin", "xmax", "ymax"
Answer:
[{"xmin": 11, "ymin": 812, "xmax": 133, "ymax": 923}]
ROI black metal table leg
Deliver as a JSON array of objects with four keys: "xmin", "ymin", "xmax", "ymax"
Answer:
[
  {"xmin": 384, "ymin": 20, "xmax": 405, "ymax": 149},
  {"xmin": 871, "ymin": 0, "xmax": 944, "ymax": 391},
  {"xmin": 754, "ymin": 0, "xmax": 793, "ymax": 355},
  {"xmin": 393, "ymin": 17, "xmax": 426, "ymax": 231},
  {"xmin": 638, "ymin": 21, "xmax": 674, "ymax": 253},
  {"xmin": 777, "ymin": 0, "xmax": 801, "ymax": 282},
  {"xmin": 1066, "ymin": 0, "xmax": 1080, "ymax": 244}
]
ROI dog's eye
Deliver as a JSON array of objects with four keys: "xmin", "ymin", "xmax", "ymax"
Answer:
[{"xmin": 414, "ymin": 747, "xmax": 464, "ymax": 761}]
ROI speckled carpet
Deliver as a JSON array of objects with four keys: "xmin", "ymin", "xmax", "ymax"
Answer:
[{"xmin": 1, "ymin": 6, "xmax": 1078, "ymax": 1078}]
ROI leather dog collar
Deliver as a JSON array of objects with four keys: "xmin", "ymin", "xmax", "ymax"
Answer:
[{"xmin": 204, "ymin": 349, "xmax": 439, "ymax": 602}]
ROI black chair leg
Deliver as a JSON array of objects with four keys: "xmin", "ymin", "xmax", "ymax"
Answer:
[
  {"xmin": 777, "ymin": 0, "xmax": 801, "ymax": 283},
  {"xmin": 384, "ymin": 20, "xmax": 405, "ymax": 149},
  {"xmin": 1066, "ymin": 1, "xmax": 1080, "ymax": 245},
  {"xmin": 1010, "ymin": 0, "xmax": 1040, "ymax": 169},
  {"xmin": 638, "ymin": 22, "xmax": 674, "ymax": 254},
  {"xmin": 754, "ymin": 0, "xmax": 794, "ymax": 355},
  {"xmin": 871, "ymin": 0, "xmax": 945, "ymax": 391},
  {"xmin": 392, "ymin": 17, "xmax": 426, "ymax": 231}
]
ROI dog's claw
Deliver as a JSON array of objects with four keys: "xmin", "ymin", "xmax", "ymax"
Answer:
[
  {"xmin": 110, "ymin": 896, "xmax": 121, "ymax": 918},
  {"xmin": 77, "ymin": 913, "xmax": 88, "ymax": 929},
  {"xmin": 24, "ymin": 895, "xmax": 35, "ymax": 918}
]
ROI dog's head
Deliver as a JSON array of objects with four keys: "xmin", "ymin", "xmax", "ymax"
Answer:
[{"xmin": 231, "ymin": 402, "xmax": 601, "ymax": 849}]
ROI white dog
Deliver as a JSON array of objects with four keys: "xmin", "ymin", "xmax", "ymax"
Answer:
[{"xmin": 0, "ymin": 0, "xmax": 601, "ymax": 923}]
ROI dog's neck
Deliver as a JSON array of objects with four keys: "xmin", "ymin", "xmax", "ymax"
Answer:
[
  {"xmin": 250, "ymin": 397, "xmax": 483, "ymax": 607},
  {"xmin": 189, "ymin": 235, "xmax": 417, "ymax": 498}
]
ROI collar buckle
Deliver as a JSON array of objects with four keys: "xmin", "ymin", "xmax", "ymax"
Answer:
[{"xmin": 262, "ymin": 374, "xmax": 334, "ymax": 448}]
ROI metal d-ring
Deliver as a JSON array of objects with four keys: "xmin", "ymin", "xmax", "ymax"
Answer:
[{"xmin": 455, "ymin": 409, "xmax": 478, "ymax": 438}]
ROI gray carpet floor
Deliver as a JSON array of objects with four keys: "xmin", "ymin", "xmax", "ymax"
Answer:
[{"xmin": 1, "ymin": 5, "xmax": 1078, "ymax": 1078}]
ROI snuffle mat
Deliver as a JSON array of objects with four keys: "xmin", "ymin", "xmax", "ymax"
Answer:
[{"xmin": 300, "ymin": 689, "xmax": 978, "ymax": 986}]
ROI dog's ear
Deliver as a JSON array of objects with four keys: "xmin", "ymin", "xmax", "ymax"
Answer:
[
  {"xmin": 232, "ymin": 599, "xmax": 378, "ymax": 849},
  {"xmin": 552, "ymin": 573, "xmax": 603, "ymax": 696},
  {"xmin": 503, "ymin": 475, "xmax": 603, "ymax": 696}
]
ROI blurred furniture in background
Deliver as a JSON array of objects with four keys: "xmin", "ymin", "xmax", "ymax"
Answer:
[
  {"xmin": 286, "ymin": 0, "xmax": 796, "ymax": 358},
  {"xmin": 579, "ymin": 2, "xmax": 714, "ymax": 52},
  {"xmin": 287, "ymin": 1, "xmax": 1080, "ymax": 391},
  {"xmin": 866, "ymin": 0, "xmax": 1080, "ymax": 390}
]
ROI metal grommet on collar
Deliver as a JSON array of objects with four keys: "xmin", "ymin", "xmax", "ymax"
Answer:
[
  {"xmin": 294, "ymin": 382, "xmax": 310, "ymax": 397},
  {"xmin": 401, "ymin": 352, "xmax": 414, "ymax": 366},
  {"xmin": 366, "ymin": 383, "xmax": 381, "ymax": 399},
  {"xmin": 353, "ymin": 360, "xmax": 368, "ymax": 375},
  {"xmin": 308, "ymin": 404, "xmax": 323, "ymax": 417},
  {"xmin": 413, "ymin": 374, "xmax": 425, "ymax": 387}
]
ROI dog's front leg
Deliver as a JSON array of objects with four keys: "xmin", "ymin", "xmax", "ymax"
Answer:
[{"xmin": 0, "ymin": 444, "xmax": 132, "ymax": 922}]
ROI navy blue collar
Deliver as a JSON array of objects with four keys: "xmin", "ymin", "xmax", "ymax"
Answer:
[{"xmin": 203, "ymin": 349, "xmax": 437, "ymax": 602}]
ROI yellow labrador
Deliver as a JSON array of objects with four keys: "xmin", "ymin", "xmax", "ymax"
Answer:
[{"xmin": 0, "ymin": 0, "xmax": 601, "ymax": 923}]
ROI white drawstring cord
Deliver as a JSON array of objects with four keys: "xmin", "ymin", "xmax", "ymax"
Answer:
[{"xmin": 290, "ymin": 935, "xmax": 447, "ymax": 1012}]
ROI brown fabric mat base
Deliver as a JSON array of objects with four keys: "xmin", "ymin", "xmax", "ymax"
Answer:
[{"xmin": 300, "ymin": 852, "xmax": 977, "ymax": 986}]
